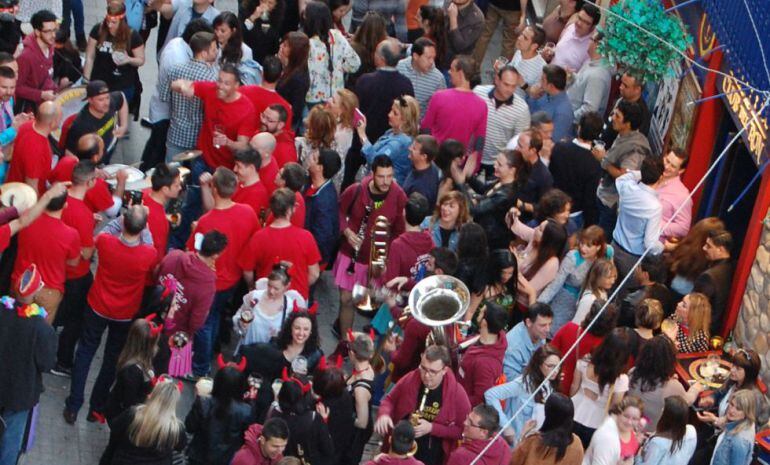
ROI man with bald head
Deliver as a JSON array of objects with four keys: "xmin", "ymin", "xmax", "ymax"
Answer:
[
  {"xmin": 347, "ymin": 38, "xmax": 414, "ymax": 187},
  {"xmin": 250, "ymin": 131, "xmax": 279, "ymax": 194},
  {"xmin": 6, "ymin": 100, "xmax": 61, "ymax": 194}
]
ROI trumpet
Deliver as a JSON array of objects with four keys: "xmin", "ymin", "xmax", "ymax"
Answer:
[{"xmin": 352, "ymin": 215, "xmax": 390, "ymax": 312}]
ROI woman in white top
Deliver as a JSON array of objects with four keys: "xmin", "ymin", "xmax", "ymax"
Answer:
[
  {"xmin": 583, "ymin": 396, "xmax": 643, "ymax": 465},
  {"xmin": 572, "ymin": 259, "xmax": 616, "ymax": 325},
  {"xmin": 233, "ymin": 266, "xmax": 306, "ymax": 350},
  {"xmin": 635, "ymin": 396, "xmax": 697, "ymax": 465},
  {"xmin": 571, "ymin": 327, "xmax": 633, "ymax": 448},
  {"xmin": 326, "ymin": 88, "xmax": 358, "ymax": 187}
]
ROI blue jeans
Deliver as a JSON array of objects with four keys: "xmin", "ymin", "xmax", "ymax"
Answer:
[
  {"xmin": 192, "ymin": 286, "xmax": 236, "ymax": 376},
  {"xmin": 65, "ymin": 307, "xmax": 130, "ymax": 415},
  {"xmin": 0, "ymin": 408, "xmax": 30, "ymax": 465},
  {"xmin": 61, "ymin": 0, "xmax": 85, "ymax": 40},
  {"xmin": 596, "ymin": 199, "xmax": 618, "ymax": 242},
  {"xmin": 168, "ymin": 157, "xmax": 212, "ymax": 250}
]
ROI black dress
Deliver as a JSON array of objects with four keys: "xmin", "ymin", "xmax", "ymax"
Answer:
[
  {"xmin": 275, "ymin": 409, "xmax": 335, "ymax": 465},
  {"xmin": 346, "ymin": 378, "xmax": 374, "ymax": 465},
  {"xmin": 104, "ymin": 364, "xmax": 152, "ymax": 423},
  {"xmin": 322, "ymin": 391, "xmax": 355, "ymax": 465},
  {"xmin": 185, "ymin": 397, "xmax": 253, "ymax": 465},
  {"xmin": 89, "ymin": 25, "xmax": 143, "ymax": 94}
]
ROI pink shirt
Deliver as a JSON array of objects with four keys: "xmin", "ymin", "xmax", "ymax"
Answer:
[
  {"xmin": 620, "ymin": 431, "xmax": 639, "ymax": 460},
  {"xmin": 655, "ymin": 176, "xmax": 692, "ymax": 241},
  {"xmin": 552, "ymin": 23, "xmax": 592, "ymax": 72},
  {"xmin": 421, "ymin": 88, "xmax": 487, "ymax": 151}
]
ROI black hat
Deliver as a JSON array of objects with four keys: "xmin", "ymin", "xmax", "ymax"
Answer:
[
  {"xmin": 84, "ymin": 80, "xmax": 110, "ymax": 100},
  {"xmin": 0, "ymin": 0, "xmax": 17, "ymax": 9}
]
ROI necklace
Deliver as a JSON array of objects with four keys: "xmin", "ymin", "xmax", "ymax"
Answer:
[{"xmin": 351, "ymin": 364, "xmax": 372, "ymax": 377}]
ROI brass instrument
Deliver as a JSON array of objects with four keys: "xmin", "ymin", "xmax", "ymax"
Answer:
[
  {"xmin": 347, "ymin": 205, "xmax": 373, "ymax": 275},
  {"xmin": 352, "ymin": 215, "xmax": 391, "ymax": 312},
  {"xmin": 411, "ymin": 386, "xmax": 430, "ymax": 426},
  {"xmin": 408, "ymin": 275, "xmax": 471, "ymax": 349}
]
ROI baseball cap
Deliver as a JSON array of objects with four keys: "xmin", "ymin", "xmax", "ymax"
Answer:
[{"xmin": 84, "ymin": 80, "xmax": 110, "ymax": 100}]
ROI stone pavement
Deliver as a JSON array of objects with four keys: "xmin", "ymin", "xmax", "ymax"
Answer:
[{"xmin": 18, "ymin": 1, "xmax": 505, "ymax": 462}]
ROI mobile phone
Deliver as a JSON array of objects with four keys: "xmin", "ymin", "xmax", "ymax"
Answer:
[{"xmin": 353, "ymin": 108, "xmax": 365, "ymax": 127}]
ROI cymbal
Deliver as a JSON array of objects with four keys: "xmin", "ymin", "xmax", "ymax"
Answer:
[
  {"xmin": 0, "ymin": 182, "xmax": 38, "ymax": 212},
  {"xmin": 172, "ymin": 150, "xmax": 203, "ymax": 162}
]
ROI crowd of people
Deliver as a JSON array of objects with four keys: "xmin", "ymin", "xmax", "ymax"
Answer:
[{"xmin": 0, "ymin": 0, "xmax": 767, "ymax": 465}]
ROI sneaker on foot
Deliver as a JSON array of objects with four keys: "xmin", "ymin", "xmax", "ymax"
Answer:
[{"xmin": 50, "ymin": 363, "xmax": 72, "ymax": 377}]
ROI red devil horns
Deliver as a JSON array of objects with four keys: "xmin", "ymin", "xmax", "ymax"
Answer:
[
  {"xmin": 150, "ymin": 375, "xmax": 183, "ymax": 393},
  {"xmin": 144, "ymin": 314, "xmax": 164, "ymax": 337},
  {"xmin": 217, "ymin": 354, "xmax": 247, "ymax": 372},
  {"xmin": 292, "ymin": 301, "xmax": 301, "ymax": 313},
  {"xmin": 281, "ymin": 366, "xmax": 290, "ymax": 381},
  {"xmin": 347, "ymin": 328, "xmax": 355, "ymax": 342},
  {"xmin": 318, "ymin": 355, "xmax": 327, "ymax": 370},
  {"xmin": 144, "ymin": 313, "xmax": 157, "ymax": 322},
  {"xmin": 308, "ymin": 303, "xmax": 318, "ymax": 316},
  {"xmin": 335, "ymin": 354, "xmax": 343, "ymax": 368},
  {"xmin": 369, "ymin": 328, "xmax": 376, "ymax": 341}
]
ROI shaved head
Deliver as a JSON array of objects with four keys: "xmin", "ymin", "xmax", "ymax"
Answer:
[
  {"xmin": 36, "ymin": 101, "xmax": 61, "ymax": 126},
  {"xmin": 250, "ymin": 132, "xmax": 277, "ymax": 155}
]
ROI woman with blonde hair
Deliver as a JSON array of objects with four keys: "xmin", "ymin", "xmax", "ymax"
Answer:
[
  {"xmin": 662, "ymin": 292, "xmax": 710, "ymax": 353},
  {"xmin": 703, "ymin": 389, "xmax": 757, "ymax": 465},
  {"xmin": 326, "ymin": 88, "xmax": 359, "ymax": 165},
  {"xmin": 99, "ymin": 380, "xmax": 186, "ymax": 464},
  {"xmin": 357, "ymin": 95, "xmax": 420, "ymax": 185},
  {"xmin": 420, "ymin": 190, "xmax": 471, "ymax": 251},
  {"xmin": 571, "ymin": 259, "xmax": 617, "ymax": 325}
]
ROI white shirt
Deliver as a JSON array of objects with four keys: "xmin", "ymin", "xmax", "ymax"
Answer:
[
  {"xmin": 149, "ymin": 38, "xmax": 192, "ymax": 122},
  {"xmin": 613, "ymin": 170, "xmax": 664, "ymax": 255}
]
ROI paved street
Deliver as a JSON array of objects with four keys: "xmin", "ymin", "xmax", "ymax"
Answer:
[{"xmin": 19, "ymin": 2, "xmax": 504, "ymax": 462}]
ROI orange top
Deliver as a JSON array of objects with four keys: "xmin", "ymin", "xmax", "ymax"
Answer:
[{"xmin": 406, "ymin": 0, "xmax": 428, "ymax": 30}]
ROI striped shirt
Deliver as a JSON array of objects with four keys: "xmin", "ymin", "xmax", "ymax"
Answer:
[
  {"xmin": 396, "ymin": 57, "xmax": 446, "ymax": 115},
  {"xmin": 511, "ymin": 50, "xmax": 547, "ymax": 97},
  {"xmin": 473, "ymin": 85, "xmax": 531, "ymax": 166},
  {"xmin": 160, "ymin": 59, "xmax": 218, "ymax": 148}
]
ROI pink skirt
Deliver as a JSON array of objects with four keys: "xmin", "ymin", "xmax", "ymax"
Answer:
[
  {"xmin": 332, "ymin": 253, "xmax": 369, "ymax": 291},
  {"xmin": 168, "ymin": 342, "xmax": 193, "ymax": 377}
]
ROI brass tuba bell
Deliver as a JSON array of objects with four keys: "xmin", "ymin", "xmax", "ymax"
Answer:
[{"xmin": 408, "ymin": 275, "xmax": 471, "ymax": 348}]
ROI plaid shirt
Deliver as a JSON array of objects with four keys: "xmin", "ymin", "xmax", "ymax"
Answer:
[{"xmin": 160, "ymin": 59, "xmax": 218, "ymax": 148}]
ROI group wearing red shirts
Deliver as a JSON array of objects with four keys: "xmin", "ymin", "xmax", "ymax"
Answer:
[
  {"xmin": 187, "ymin": 203, "xmax": 259, "ymax": 291},
  {"xmin": 232, "ymin": 182, "xmax": 270, "ymax": 222},
  {"xmin": 6, "ymin": 120, "xmax": 53, "ymax": 194},
  {"xmin": 238, "ymin": 222, "xmax": 321, "ymax": 299},
  {"xmin": 194, "ymin": 81, "xmax": 257, "ymax": 169},
  {"xmin": 273, "ymin": 130, "xmax": 298, "ymax": 168},
  {"xmin": 48, "ymin": 154, "xmax": 115, "ymax": 213},
  {"xmin": 240, "ymin": 85, "xmax": 293, "ymax": 130},
  {"xmin": 61, "ymin": 196, "xmax": 97, "ymax": 281},
  {"xmin": 265, "ymin": 191, "xmax": 306, "ymax": 228}
]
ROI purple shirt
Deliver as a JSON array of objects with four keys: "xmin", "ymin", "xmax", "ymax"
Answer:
[
  {"xmin": 552, "ymin": 23, "xmax": 592, "ymax": 72},
  {"xmin": 655, "ymin": 176, "xmax": 692, "ymax": 241}
]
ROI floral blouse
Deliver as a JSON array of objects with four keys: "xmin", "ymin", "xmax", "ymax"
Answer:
[{"xmin": 306, "ymin": 29, "xmax": 360, "ymax": 104}]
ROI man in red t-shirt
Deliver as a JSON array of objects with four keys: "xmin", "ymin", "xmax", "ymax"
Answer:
[
  {"xmin": 49, "ymin": 133, "xmax": 128, "ymax": 217},
  {"xmin": 64, "ymin": 205, "xmax": 157, "ymax": 423},
  {"xmin": 240, "ymin": 188, "xmax": 321, "ymax": 299},
  {"xmin": 0, "ymin": 183, "xmax": 68, "ymax": 253},
  {"xmin": 54, "ymin": 162, "xmax": 99, "ymax": 376},
  {"xmin": 231, "ymin": 148, "xmax": 269, "ymax": 223},
  {"xmin": 250, "ymin": 131, "xmax": 280, "ymax": 194},
  {"xmin": 12, "ymin": 187, "xmax": 80, "ymax": 323},
  {"xmin": 261, "ymin": 104, "xmax": 297, "ymax": 168},
  {"xmin": 6, "ymin": 100, "xmax": 61, "ymax": 195},
  {"xmin": 187, "ymin": 167, "xmax": 258, "ymax": 376},
  {"xmin": 143, "ymin": 163, "xmax": 183, "ymax": 264},
  {"xmin": 267, "ymin": 162, "xmax": 306, "ymax": 228},
  {"xmin": 240, "ymin": 56, "xmax": 293, "ymax": 129},
  {"xmin": 171, "ymin": 63, "xmax": 257, "ymax": 169}
]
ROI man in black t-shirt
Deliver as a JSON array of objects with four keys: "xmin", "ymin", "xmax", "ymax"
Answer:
[{"xmin": 64, "ymin": 80, "xmax": 128, "ymax": 163}]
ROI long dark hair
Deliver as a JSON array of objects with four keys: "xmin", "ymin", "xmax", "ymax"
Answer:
[
  {"xmin": 654, "ymin": 396, "xmax": 689, "ymax": 454},
  {"xmin": 591, "ymin": 327, "xmax": 632, "ymax": 393},
  {"xmin": 303, "ymin": 1, "xmax": 334, "ymax": 73},
  {"xmin": 434, "ymin": 139, "xmax": 464, "ymax": 179},
  {"xmin": 630, "ymin": 335, "xmax": 677, "ymax": 392},
  {"xmin": 527, "ymin": 220, "xmax": 567, "ymax": 279},
  {"xmin": 276, "ymin": 311, "xmax": 320, "ymax": 354},
  {"xmin": 522, "ymin": 344, "xmax": 561, "ymax": 403},
  {"xmin": 456, "ymin": 223, "xmax": 489, "ymax": 294},
  {"xmin": 279, "ymin": 31, "xmax": 309, "ymax": 85},
  {"xmin": 99, "ymin": 0, "xmax": 131, "ymax": 50},
  {"xmin": 418, "ymin": 5, "xmax": 448, "ymax": 70},
  {"xmin": 538, "ymin": 393, "xmax": 576, "ymax": 461},
  {"xmin": 351, "ymin": 11, "xmax": 388, "ymax": 72},
  {"xmin": 726, "ymin": 348, "xmax": 762, "ymax": 391},
  {"xmin": 214, "ymin": 12, "xmax": 244, "ymax": 65},
  {"xmin": 486, "ymin": 249, "xmax": 518, "ymax": 303},
  {"xmin": 278, "ymin": 377, "xmax": 311, "ymax": 415},
  {"xmin": 211, "ymin": 366, "xmax": 246, "ymax": 420}
]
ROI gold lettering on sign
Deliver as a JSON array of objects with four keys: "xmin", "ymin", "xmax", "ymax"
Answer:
[{"xmin": 721, "ymin": 72, "xmax": 768, "ymax": 163}]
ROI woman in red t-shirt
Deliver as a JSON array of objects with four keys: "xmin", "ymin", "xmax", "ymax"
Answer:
[{"xmin": 551, "ymin": 299, "xmax": 618, "ymax": 394}]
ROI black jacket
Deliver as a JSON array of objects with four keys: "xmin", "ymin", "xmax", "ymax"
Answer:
[
  {"xmin": 99, "ymin": 408, "xmax": 187, "ymax": 465},
  {"xmin": 355, "ymin": 69, "xmax": 414, "ymax": 141},
  {"xmin": 276, "ymin": 410, "xmax": 335, "ymax": 465},
  {"xmin": 0, "ymin": 303, "xmax": 56, "ymax": 411},
  {"xmin": 463, "ymin": 178, "xmax": 519, "ymax": 249},
  {"xmin": 104, "ymin": 364, "xmax": 152, "ymax": 423},
  {"xmin": 185, "ymin": 397, "xmax": 253, "ymax": 465}
]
